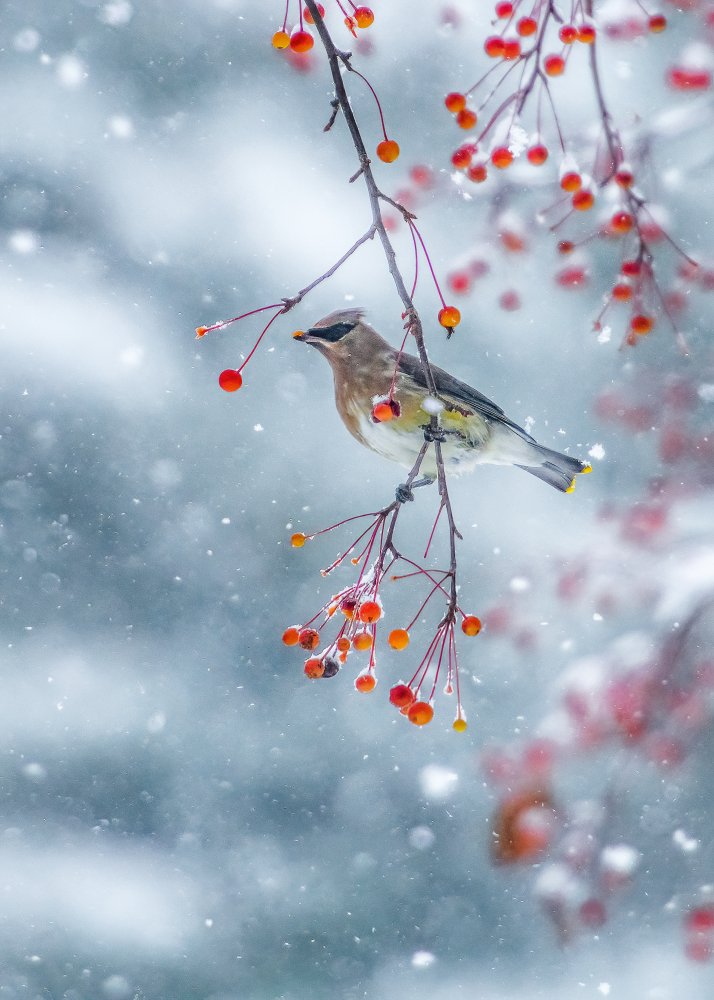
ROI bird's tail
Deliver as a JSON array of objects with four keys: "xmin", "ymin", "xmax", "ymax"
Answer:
[{"xmin": 516, "ymin": 446, "xmax": 592, "ymax": 493}]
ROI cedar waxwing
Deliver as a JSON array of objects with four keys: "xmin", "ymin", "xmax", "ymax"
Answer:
[{"xmin": 294, "ymin": 308, "xmax": 591, "ymax": 491}]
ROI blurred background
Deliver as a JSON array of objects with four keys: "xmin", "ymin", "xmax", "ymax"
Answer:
[{"xmin": 2, "ymin": 1, "xmax": 714, "ymax": 997}]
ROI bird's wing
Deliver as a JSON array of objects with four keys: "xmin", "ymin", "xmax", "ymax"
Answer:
[{"xmin": 397, "ymin": 352, "xmax": 536, "ymax": 441}]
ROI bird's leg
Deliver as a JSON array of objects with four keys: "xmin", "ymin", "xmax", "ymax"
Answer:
[
  {"xmin": 396, "ymin": 477, "xmax": 435, "ymax": 504},
  {"xmin": 423, "ymin": 423, "xmax": 446, "ymax": 443}
]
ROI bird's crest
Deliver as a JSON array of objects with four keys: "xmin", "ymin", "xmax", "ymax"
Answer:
[{"xmin": 312, "ymin": 307, "xmax": 366, "ymax": 330}]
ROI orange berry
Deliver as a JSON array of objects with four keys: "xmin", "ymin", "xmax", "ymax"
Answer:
[
  {"xmin": 456, "ymin": 108, "xmax": 478, "ymax": 129},
  {"xmin": 389, "ymin": 684, "xmax": 415, "ymax": 708},
  {"xmin": 272, "ymin": 30, "xmax": 290, "ymax": 49},
  {"xmin": 502, "ymin": 38, "xmax": 521, "ymax": 60},
  {"xmin": 304, "ymin": 657, "xmax": 325, "ymax": 679},
  {"xmin": 352, "ymin": 631, "xmax": 373, "ymax": 651},
  {"xmin": 444, "ymin": 91, "xmax": 467, "ymax": 113},
  {"xmin": 358, "ymin": 600, "xmax": 382, "ymax": 624},
  {"xmin": 218, "ymin": 369, "xmax": 243, "ymax": 392},
  {"xmin": 610, "ymin": 211, "xmax": 633, "ymax": 233},
  {"xmin": 516, "ymin": 16, "xmax": 537, "ymax": 36},
  {"xmin": 354, "ymin": 672, "xmax": 376, "ymax": 692},
  {"xmin": 560, "ymin": 170, "xmax": 582, "ymax": 192},
  {"xmin": 372, "ymin": 401, "xmax": 394, "ymax": 422},
  {"xmin": 388, "ymin": 628, "xmax": 410, "ymax": 650},
  {"xmin": 544, "ymin": 54, "xmax": 565, "ymax": 76},
  {"xmin": 291, "ymin": 532, "xmax": 307, "ymax": 548},
  {"xmin": 467, "ymin": 162, "xmax": 488, "ymax": 183},
  {"xmin": 282, "ymin": 626, "xmax": 300, "ymax": 646},
  {"xmin": 298, "ymin": 627, "xmax": 320, "ymax": 650},
  {"xmin": 354, "ymin": 6, "xmax": 374, "ymax": 28},
  {"xmin": 461, "ymin": 615, "xmax": 482, "ymax": 636},
  {"xmin": 407, "ymin": 701, "xmax": 434, "ymax": 726},
  {"xmin": 649, "ymin": 14, "xmax": 667, "ymax": 32},
  {"xmin": 484, "ymin": 35, "xmax": 506, "ymax": 57},
  {"xmin": 611, "ymin": 282, "xmax": 632, "ymax": 301},
  {"xmin": 631, "ymin": 314, "xmax": 654, "ymax": 335},
  {"xmin": 453, "ymin": 717, "xmax": 468, "ymax": 732},
  {"xmin": 376, "ymin": 139, "xmax": 400, "ymax": 163},
  {"xmin": 344, "ymin": 14, "xmax": 357, "ymax": 34},
  {"xmin": 491, "ymin": 146, "xmax": 513, "ymax": 169},
  {"xmin": 572, "ymin": 188, "xmax": 594, "ymax": 211},
  {"xmin": 559, "ymin": 24, "xmax": 577, "ymax": 43},
  {"xmin": 577, "ymin": 23, "xmax": 596, "ymax": 43},
  {"xmin": 527, "ymin": 143, "xmax": 548, "ymax": 165},
  {"xmin": 289, "ymin": 29, "xmax": 314, "ymax": 52},
  {"xmin": 303, "ymin": 3, "xmax": 325, "ymax": 23},
  {"xmin": 438, "ymin": 305, "xmax": 461, "ymax": 328},
  {"xmin": 195, "ymin": 326, "xmax": 208, "ymax": 337},
  {"xmin": 336, "ymin": 636, "xmax": 351, "ymax": 653}
]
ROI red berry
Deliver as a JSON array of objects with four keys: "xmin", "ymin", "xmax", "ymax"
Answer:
[
  {"xmin": 610, "ymin": 211, "xmax": 633, "ymax": 233},
  {"xmin": 358, "ymin": 600, "xmax": 382, "ymax": 624},
  {"xmin": 579, "ymin": 899, "xmax": 607, "ymax": 927},
  {"xmin": 298, "ymin": 627, "xmax": 320, "ymax": 650},
  {"xmin": 685, "ymin": 907, "xmax": 714, "ymax": 933},
  {"xmin": 376, "ymin": 139, "xmax": 400, "ymax": 163},
  {"xmin": 451, "ymin": 144, "xmax": 475, "ymax": 169},
  {"xmin": 371, "ymin": 398, "xmax": 400, "ymax": 422},
  {"xmin": 290, "ymin": 29, "xmax": 314, "ymax": 52},
  {"xmin": 517, "ymin": 16, "xmax": 538, "ymax": 36},
  {"xmin": 611, "ymin": 282, "xmax": 632, "ymax": 301},
  {"xmin": 407, "ymin": 701, "xmax": 434, "ymax": 726},
  {"xmin": 484, "ymin": 35, "xmax": 506, "ymax": 57},
  {"xmin": 462, "ymin": 615, "xmax": 482, "ymax": 636},
  {"xmin": 447, "ymin": 270, "xmax": 472, "ymax": 295},
  {"xmin": 621, "ymin": 259, "xmax": 642, "ymax": 277},
  {"xmin": 456, "ymin": 108, "xmax": 477, "ymax": 129},
  {"xmin": 304, "ymin": 657, "xmax": 325, "ymax": 679},
  {"xmin": 630, "ymin": 314, "xmax": 654, "ymax": 335},
  {"xmin": 648, "ymin": 14, "xmax": 667, "ymax": 32},
  {"xmin": 615, "ymin": 166, "xmax": 634, "ymax": 188},
  {"xmin": 354, "ymin": 672, "xmax": 376, "ymax": 692},
  {"xmin": 560, "ymin": 170, "xmax": 582, "ymax": 192},
  {"xmin": 495, "ymin": 1, "xmax": 513, "ymax": 17},
  {"xmin": 282, "ymin": 626, "xmax": 300, "ymax": 646},
  {"xmin": 388, "ymin": 628, "xmax": 410, "ymax": 650},
  {"xmin": 218, "ymin": 369, "xmax": 243, "ymax": 392},
  {"xmin": 438, "ymin": 305, "xmax": 461, "ymax": 328},
  {"xmin": 444, "ymin": 91, "xmax": 467, "ymax": 113},
  {"xmin": 544, "ymin": 54, "xmax": 565, "ymax": 76},
  {"xmin": 577, "ymin": 23, "xmax": 596, "ymax": 43},
  {"xmin": 389, "ymin": 684, "xmax": 415, "ymax": 708},
  {"xmin": 499, "ymin": 289, "xmax": 521, "ymax": 311},
  {"xmin": 557, "ymin": 240, "xmax": 575, "ymax": 255},
  {"xmin": 354, "ymin": 6, "xmax": 374, "ymax": 28},
  {"xmin": 467, "ymin": 162, "xmax": 488, "ymax": 183},
  {"xmin": 491, "ymin": 146, "xmax": 513, "ymax": 169},
  {"xmin": 303, "ymin": 3, "xmax": 325, "ymax": 24},
  {"xmin": 559, "ymin": 24, "xmax": 577, "ymax": 43},
  {"xmin": 555, "ymin": 265, "xmax": 588, "ymax": 287},
  {"xmin": 502, "ymin": 38, "xmax": 521, "ymax": 60},
  {"xmin": 572, "ymin": 187, "xmax": 594, "ymax": 211},
  {"xmin": 527, "ymin": 143, "xmax": 548, "ymax": 165},
  {"xmin": 667, "ymin": 67, "xmax": 712, "ymax": 90}
]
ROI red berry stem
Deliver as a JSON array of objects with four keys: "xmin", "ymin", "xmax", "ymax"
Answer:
[
  {"xmin": 348, "ymin": 65, "xmax": 391, "ymax": 143},
  {"xmin": 408, "ymin": 220, "xmax": 449, "ymax": 310}
]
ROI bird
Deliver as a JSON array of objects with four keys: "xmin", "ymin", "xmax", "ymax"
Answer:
[{"xmin": 293, "ymin": 308, "xmax": 591, "ymax": 492}]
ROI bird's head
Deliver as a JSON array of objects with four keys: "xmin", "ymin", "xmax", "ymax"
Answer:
[{"xmin": 292, "ymin": 308, "xmax": 366, "ymax": 356}]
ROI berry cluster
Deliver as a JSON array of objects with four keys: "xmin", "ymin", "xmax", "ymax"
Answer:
[
  {"xmin": 281, "ymin": 507, "xmax": 483, "ymax": 729},
  {"xmin": 271, "ymin": 1, "xmax": 374, "ymax": 54},
  {"xmin": 440, "ymin": 0, "xmax": 698, "ymax": 346}
]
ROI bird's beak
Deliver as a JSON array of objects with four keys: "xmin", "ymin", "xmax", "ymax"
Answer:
[{"xmin": 292, "ymin": 329, "xmax": 307, "ymax": 342}]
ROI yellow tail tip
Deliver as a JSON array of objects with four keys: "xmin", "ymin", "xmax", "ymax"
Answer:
[
  {"xmin": 581, "ymin": 464, "xmax": 592, "ymax": 474},
  {"xmin": 566, "ymin": 478, "xmax": 576, "ymax": 493}
]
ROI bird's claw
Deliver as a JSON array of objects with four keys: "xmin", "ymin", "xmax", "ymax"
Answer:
[
  {"xmin": 396, "ymin": 483, "xmax": 414, "ymax": 504},
  {"xmin": 423, "ymin": 424, "xmax": 446, "ymax": 443}
]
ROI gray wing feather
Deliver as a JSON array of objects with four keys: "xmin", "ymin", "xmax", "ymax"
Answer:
[{"xmin": 397, "ymin": 352, "xmax": 536, "ymax": 442}]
